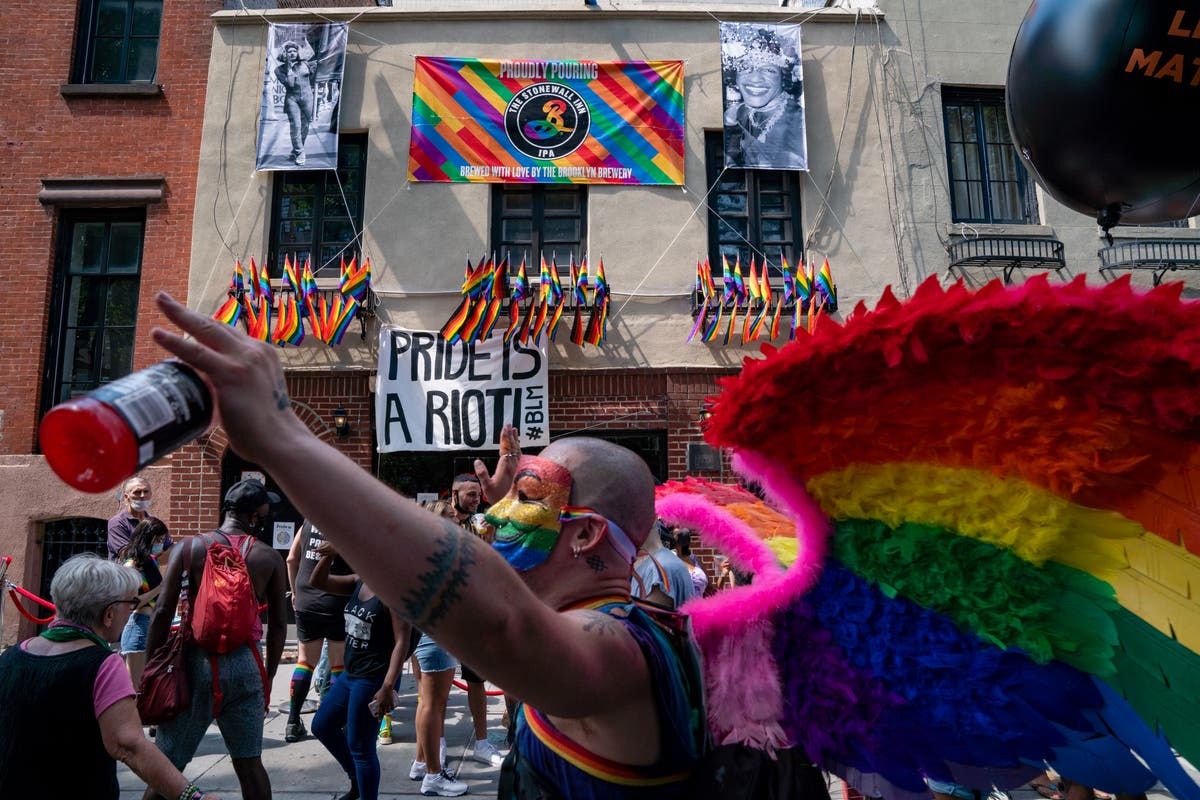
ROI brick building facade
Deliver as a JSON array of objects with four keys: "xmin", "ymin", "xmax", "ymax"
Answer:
[{"xmin": 0, "ymin": 0, "xmax": 221, "ymax": 643}]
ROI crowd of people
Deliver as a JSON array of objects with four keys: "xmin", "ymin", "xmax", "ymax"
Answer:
[
  {"xmin": 0, "ymin": 294, "xmax": 750, "ymax": 800},
  {"xmin": 1, "ymin": 292, "xmax": 1154, "ymax": 800}
]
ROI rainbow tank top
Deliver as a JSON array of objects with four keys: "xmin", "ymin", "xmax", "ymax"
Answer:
[{"xmin": 501, "ymin": 596, "xmax": 706, "ymax": 799}]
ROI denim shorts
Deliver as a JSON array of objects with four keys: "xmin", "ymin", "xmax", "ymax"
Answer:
[
  {"xmin": 156, "ymin": 643, "xmax": 265, "ymax": 766},
  {"xmin": 120, "ymin": 611, "xmax": 150, "ymax": 654},
  {"xmin": 413, "ymin": 633, "xmax": 458, "ymax": 673}
]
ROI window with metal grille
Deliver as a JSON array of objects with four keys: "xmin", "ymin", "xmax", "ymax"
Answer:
[
  {"xmin": 942, "ymin": 88, "xmax": 1038, "ymax": 224},
  {"xmin": 269, "ymin": 134, "xmax": 367, "ymax": 278},
  {"xmin": 490, "ymin": 185, "xmax": 587, "ymax": 275},
  {"xmin": 39, "ymin": 518, "xmax": 110, "ymax": 627},
  {"xmin": 73, "ymin": 0, "xmax": 163, "ymax": 83},
  {"xmin": 704, "ymin": 132, "xmax": 804, "ymax": 277},
  {"xmin": 42, "ymin": 210, "xmax": 144, "ymax": 413}
]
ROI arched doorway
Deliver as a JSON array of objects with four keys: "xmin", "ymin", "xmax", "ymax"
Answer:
[{"xmin": 219, "ymin": 450, "xmax": 305, "ymax": 555}]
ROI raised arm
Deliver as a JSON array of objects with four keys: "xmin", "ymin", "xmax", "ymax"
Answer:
[
  {"xmin": 309, "ymin": 540, "xmax": 357, "ymax": 595},
  {"xmin": 151, "ymin": 293, "xmax": 648, "ymax": 719},
  {"xmin": 146, "ymin": 537, "xmax": 190, "ymax": 659},
  {"xmin": 286, "ymin": 525, "xmax": 304, "ymax": 605}
]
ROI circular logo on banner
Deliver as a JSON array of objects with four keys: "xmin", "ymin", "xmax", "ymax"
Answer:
[{"xmin": 504, "ymin": 83, "xmax": 591, "ymax": 160}]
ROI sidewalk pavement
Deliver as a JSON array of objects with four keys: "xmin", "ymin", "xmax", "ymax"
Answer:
[
  {"xmin": 119, "ymin": 663, "xmax": 506, "ymax": 799},
  {"xmin": 118, "ymin": 657, "xmax": 1199, "ymax": 800}
]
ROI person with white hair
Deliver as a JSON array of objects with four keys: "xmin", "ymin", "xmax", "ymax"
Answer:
[
  {"xmin": 0, "ymin": 554, "xmax": 221, "ymax": 799},
  {"xmin": 149, "ymin": 292, "xmax": 708, "ymax": 799},
  {"xmin": 107, "ymin": 475, "xmax": 173, "ymax": 561}
]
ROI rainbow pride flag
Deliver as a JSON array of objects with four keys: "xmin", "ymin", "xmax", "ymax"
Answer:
[
  {"xmin": 441, "ymin": 297, "xmax": 472, "ymax": 344},
  {"xmin": 273, "ymin": 294, "xmax": 303, "ymax": 346},
  {"xmin": 816, "ymin": 257, "xmax": 837, "ymax": 311},
  {"xmin": 547, "ymin": 299, "xmax": 566, "ymax": 341},
  {"xmin": 574, "ymin": 257, "xmax": 588, "ymax": 305},
  {"xmin": 479, "ymin": 296, "xmax": 503, "ymax": 341},
  {"xmin": 245, "ymin": 296, "xmax": 271, "ymax": 341},
  {"xmin": 230, "ymin": 260, "xmax": 245, "ymax": 295},
  {"xmin": 781, "ymin": 251, "xmax": 795, "ymax": 304},
  {"xmin": 747, "ymin": 258, "xmax": 762, "ymax": 304},
  {"xmin": 324, "ymin": 295, "xmax": 359, "ymax": 346},
  {"xmin": 409, "ymin": 58, "xmax": 685, "ymax": 185},
  {"xmin": 503, "ymin": 301, "xmax": 522, "ymax": 345},
  {"xmin": 340, "ymin": 257, "xmax": 369, "ymax": 303},
  {"xmin": 282, "ymin": 256, "xmax": 301, "ymax": 295},
  {"xmin": 255, "ymin": 258, "xmax": 272, "ymax": 305},
  {"xmin": 213, "ymin": 295, "xmax": 241, "ymax": 326}
]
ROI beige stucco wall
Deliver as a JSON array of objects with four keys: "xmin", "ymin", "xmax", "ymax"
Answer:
[
  {"xmin": 188, "ymin": 1, "xmax": 1199, "ymax": 377},
  {"xmin": 0, "ymin": 459, "xmax": 171, "ymax": 647},
  {"xmin": 188, "ymin": 4, "xmax": 883, "ymax": 373}
]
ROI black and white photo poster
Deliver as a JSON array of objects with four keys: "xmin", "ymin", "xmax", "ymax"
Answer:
[
  {"xmin": 375, "ymin": 327, "xmax": 550, "ymax": 452},
  {"xmin": 255, "ymin": 22, "xmax": 349, "ymax": 171},
  {"xmin": 720, "ymin": 22, "xmax": 808, "ymax": 171}
]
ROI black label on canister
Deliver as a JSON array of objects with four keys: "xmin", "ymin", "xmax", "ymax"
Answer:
[{"xmin": 90, "ymin": 361, "xmax": 214, "ymax": 469}]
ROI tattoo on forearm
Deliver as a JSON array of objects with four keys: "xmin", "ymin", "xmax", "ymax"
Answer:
[
  {"xmin": 403, "ymin": 523, "xmax": 476, "ymax": 627},
  {"xmin": 582, "ymin": 611, "xmax": 622, "ymax": 637},
  {"xmin": 273, "ymin": 380, "xmax": 290, "ymax": 411}
]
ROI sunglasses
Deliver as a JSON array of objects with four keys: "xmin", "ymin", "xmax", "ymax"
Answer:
[{"xmin": 106, "ymin": 598, "xmax": 139, "ymax": 612}]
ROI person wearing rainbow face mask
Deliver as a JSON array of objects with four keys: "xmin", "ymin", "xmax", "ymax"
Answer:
[{"xmin": 149, "ymin": 292, "xmax": 708, "ymax": 799}]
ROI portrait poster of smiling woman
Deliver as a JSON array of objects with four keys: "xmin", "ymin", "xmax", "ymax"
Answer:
[{"xmin": 720, "ymin": 22, "xmax": 808, "ymax": 171}]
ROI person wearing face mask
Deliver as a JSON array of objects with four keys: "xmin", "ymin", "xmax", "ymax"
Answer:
[
  {"xmin": 143, "ymin": 479, "xmax": 288, "ymax": 800},
  {"xmin": 149, "ymin": 295, "xmax": 708, "ymax": 800},
  {"xmin": 118, "ymin": 518, "xmax": 171, "ymax": 686},
  {"xmin": 107, "ymin": 477, "xmax": 174, "ymax": 562}
]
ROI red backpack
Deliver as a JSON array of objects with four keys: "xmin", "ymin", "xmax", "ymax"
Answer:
[{"xmin": 189, "ymin": 533, "xmax": 269, "ymax": 715}]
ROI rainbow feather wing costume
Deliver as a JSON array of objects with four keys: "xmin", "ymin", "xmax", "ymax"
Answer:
[{"xmin": 660, "ymin": 276, "xmax": 1200, "ymax": 800}]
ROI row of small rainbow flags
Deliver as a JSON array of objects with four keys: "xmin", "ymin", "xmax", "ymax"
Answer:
[
  {"xmin": 212, "ymin": 256, "xmax": 371, "ymax": 346},
  {"xmin": 440, "ymin": 254, "xmax": 611, "ymax": 348},
  {"xmin": 688, "ymin": 253, "xmax": 837, "ymax": 344}
]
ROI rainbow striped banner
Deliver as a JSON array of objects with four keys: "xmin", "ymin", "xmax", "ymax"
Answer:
[{"xmin": 409, "ymin": 57, "xmax": 685, "ymax": 185}]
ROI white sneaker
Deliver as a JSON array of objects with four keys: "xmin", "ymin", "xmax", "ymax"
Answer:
[
  {"xmin": 421, "ymin": 769, "xmax": 468, "ymax": 797},
  {"xmin": 469, "ymin": 738, "xmax": 504, "ymax": 767},
  {"xmin": 412, "ymin": 759, "xmax": 454, "ymax": 781}
]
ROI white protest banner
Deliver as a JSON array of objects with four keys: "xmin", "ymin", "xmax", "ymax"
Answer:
[{"xmin": 375, "ymin": 327, "xmax": 550, "ymax": 452}]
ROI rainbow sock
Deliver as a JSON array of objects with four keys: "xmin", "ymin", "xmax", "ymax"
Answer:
[
  {"xmin": 288, "ymin": 662, "xmax": 314, "ymax": 723},
  {"xmin": 330, "ymin": 665, "xmax": 345, "ymax": 684}
]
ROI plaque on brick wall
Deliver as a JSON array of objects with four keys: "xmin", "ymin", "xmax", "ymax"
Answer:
[{"xmin": 687, "ymin": 442, "xmax": 722, "ymax": 472}]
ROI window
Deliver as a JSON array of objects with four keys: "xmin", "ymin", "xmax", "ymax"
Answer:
[
  {"xmin": 705, "ymin": 132, "xmax": 803, "ymax": 276},
  {"xmin": 270, "ymin": 134, "xmax": 368, "ymax": 277},
  {"xmin": 43, "ymin": 211, "xmax": 144, "ymax": 410},
  {"xmin": 73, "ymin": 0, "xmax": 163, "ymax": 83},
  {"xmin": 490, "ymin": 185, "xmax": 587, "ymax": 273},
  {"xmin": 942, "ymin": 88, "xmax": 1038, "ymax": 224}
]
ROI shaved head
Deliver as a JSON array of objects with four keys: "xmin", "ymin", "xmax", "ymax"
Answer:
[{"xmin": 541, "ymin": 437, "xmax": 656, "ymax": 547}]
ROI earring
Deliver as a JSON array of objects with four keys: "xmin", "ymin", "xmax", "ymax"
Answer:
[{"xmin": 572, "ymin": 547, "xmax": 582, "ymax": 559}]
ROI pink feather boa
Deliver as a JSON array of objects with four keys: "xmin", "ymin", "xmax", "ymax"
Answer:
[{"xmin": 653, "ymin": 447, "xmax": 831, "ymax": 752}]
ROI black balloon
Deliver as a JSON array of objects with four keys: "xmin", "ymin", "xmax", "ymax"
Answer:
[{"xmin": 1007, "ymin": 0, "xmax": 1200, "ymax": 227}]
